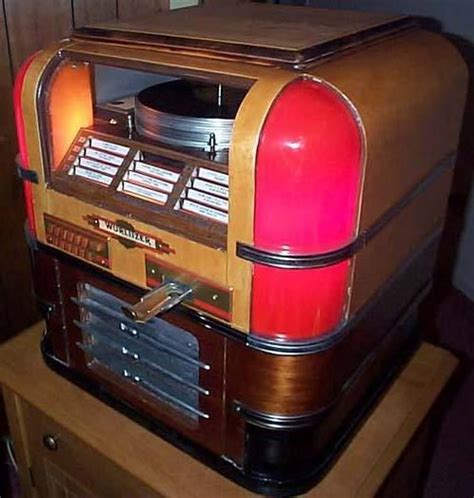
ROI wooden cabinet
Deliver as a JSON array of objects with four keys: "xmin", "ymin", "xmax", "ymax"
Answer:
[
  {"xmin": 4, "ymin": 392, "xmax": 160, "ymax": 498},
  {"xmin": 0, "ymin": 324, "xmax": 459, "ymax": 498},
  {"xmin": 41, "ymin": 460, "xmax": 99, "ymax": 498}
]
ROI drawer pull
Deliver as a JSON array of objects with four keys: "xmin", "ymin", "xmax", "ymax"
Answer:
[{"xmin": 43, "ymin": 434, "xmax": 59, "ymax": 451}]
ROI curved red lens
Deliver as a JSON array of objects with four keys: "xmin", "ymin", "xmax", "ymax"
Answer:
[
  {"xmin": 13, "ymin": 53, "xmax": 40, "ymax": 236},
  {"xmin": 251, "ymin": 79, "xmax": 363, "ymax": 340}
]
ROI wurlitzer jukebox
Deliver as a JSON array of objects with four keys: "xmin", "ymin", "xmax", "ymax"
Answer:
[{"xmin": 14, "ymin": 4, "xmax": 467, "ymax": 495}]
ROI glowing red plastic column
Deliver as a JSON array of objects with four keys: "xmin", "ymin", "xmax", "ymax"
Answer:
[
  {"xmin": 251, "ymin": 79, "xmax": 363, "ymax": 341},
  {"xmin": 13, "ymin": 53, "xmax": 40, "ymax": 236}
]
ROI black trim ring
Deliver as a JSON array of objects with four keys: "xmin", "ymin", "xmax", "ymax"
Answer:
[
  {"xmin": 237, "ymin": 238, "xmax": 364, "ymax": 269},
  {"xmin": 237, "ymin": 152, "xmax": 455, "ymax": 270}
]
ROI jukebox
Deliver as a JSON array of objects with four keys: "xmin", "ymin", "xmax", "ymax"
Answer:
[{"xmin": 14, "ymin": 4, "xmax": 467, "ymax": 495}]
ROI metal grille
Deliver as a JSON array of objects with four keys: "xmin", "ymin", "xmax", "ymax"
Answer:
[{"xmin": 73, "ymin": 283, "xmax": 208, "ymax": 421}]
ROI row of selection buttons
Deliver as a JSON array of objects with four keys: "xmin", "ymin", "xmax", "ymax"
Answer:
[{"xmin": 45, "ymin": 217, "xmax": 110, "ymax": 268}]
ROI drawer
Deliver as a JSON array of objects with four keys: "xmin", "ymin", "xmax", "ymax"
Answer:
[{"xmin": 21, "ymin": 400, "xmax": 161, "ymax": 498}]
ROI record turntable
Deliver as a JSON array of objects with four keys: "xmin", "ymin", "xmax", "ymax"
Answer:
[{"xmin": 135, "ymin": 80, "xmax": 245, "ymax": 154}]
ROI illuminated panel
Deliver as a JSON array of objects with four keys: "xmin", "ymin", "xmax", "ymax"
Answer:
[
  {"xmin": 118, "ymin": 181, "xmax": 169, "ymax": 204},
  {"xmin": 198, "ymin": 168, "xmax": 229, "ymax": 186},
  {"xmin": 72, "ymin": 166, "xmax": 114, "ymax": 186},
  {"xmin": 192, "ymin": 178, "xmax": 228, "ymax": 198},
  {"xmin": 187, "ymin": 189, "xmax": 228, "ymax": 211},
  {"xmin": 77, "ymin": 158, "xmax": 119, "ymax": 176},
  {"xmin": 84, "ymin": 147, "xmax": 124, "ymax": 166},
  {"xmin": 89, "ymin": 137, "xmax": 130, "ymax": 156},
  {"xmin": 48, "ymin": 61, "xmax": 94, "ymax": 169},
  {"xmin": 62, "ymin": 132, "xmax": 127, "ymax": 188},
  {"xmin": 251, "ymin": 79, "xmax": 364, "ymax": 341},
  {"xmin": 134, "ymin": 161, "xmax": 180, "ymax": 182},
  {"xmin": 116, "ymin": 153, "xmax": 182, "ymax": 205},
  {"xmin": 124, "ymin": 170, "xmax": 174, "ymax": 193},
  {"xmin": 176, "ymin": 167, "xmax": 229, "ymax": 224}
]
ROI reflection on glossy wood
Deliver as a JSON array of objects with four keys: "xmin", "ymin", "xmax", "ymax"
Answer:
[{"xmin": 311, "ymin": 30, "xmax": 467, "ymax": 230}]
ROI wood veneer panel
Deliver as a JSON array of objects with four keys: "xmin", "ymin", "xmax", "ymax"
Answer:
[
  {"xmin": 51, "ymin": 256, "xmax": 228, "ymax": 454},
  {"xmin": 315, "ymin": 343, "xmax": 457, "ymax": 498},
  {"xmin": 4, "ymin": 0, "xmax": 73, "ymax": 72},
  {"xmin": 73, "ymin": 0, "xmax": 117, "ymax": 28},
  {"xmin": 0, "ymin": 324, "xmax": 247, "ymax": 497},
  {"xmin": 22, "ymin": 401, "xmax": 160, "ymax": 498},
  {"xmin": 85, "ymin": 5, "xmax": 405, "ymax": 55},
  {"xmin": 350, "ymin": 169, "xmax": 452, "ymax": 314},
  {"xmin": 311, "ymin": 30, "xmax": 467, "ymax": 230}
]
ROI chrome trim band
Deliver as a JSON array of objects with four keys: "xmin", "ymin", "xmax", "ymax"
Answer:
[{"xmin": 237, "ymin": 153, "xmax": 455, "ymax": 269}]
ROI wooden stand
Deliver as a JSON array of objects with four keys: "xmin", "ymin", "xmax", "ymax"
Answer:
[{"xmin": 0, "ymin": 322, "xmax": 457, "ymax": 497}]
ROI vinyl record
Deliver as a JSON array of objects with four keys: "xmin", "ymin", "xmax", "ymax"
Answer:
[{"xmin": 135, "ymin": 80, "xmax": 246, "ymax": 151}]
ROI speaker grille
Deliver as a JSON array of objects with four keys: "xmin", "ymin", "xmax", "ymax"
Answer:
[{"xmin": 74, "ymin": 283, "xmax": 208, "ymax": 421}]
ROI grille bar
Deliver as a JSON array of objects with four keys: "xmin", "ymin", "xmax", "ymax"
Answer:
[
  {"xmin": 72, "ymin": 296, "xmax": 210, "ymax": 370},
  {"xmin": 74, "ymin": 283, "xmax": 207, "ymax": 421},
  {"xmin": 76, "ymin": 320, "xmax": 210, "ymax": 396},
  {"xmin": 82, "ymin": 352, "xmax": 210, "ymax": 420}
]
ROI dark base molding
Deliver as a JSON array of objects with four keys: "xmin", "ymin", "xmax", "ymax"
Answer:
[{"xmin": 242, "ymin": 312, "xmax": 420, "ymax": 495}]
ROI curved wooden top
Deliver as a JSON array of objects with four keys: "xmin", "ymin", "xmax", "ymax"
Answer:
[{"xmin": 74, "ymin": 5, "xmax": 412, "ymax": 65}]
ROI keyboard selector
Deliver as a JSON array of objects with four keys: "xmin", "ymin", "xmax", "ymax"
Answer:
[{"xmin": 44, "ymin": 215, "xmax": 110, "ymax": 268}]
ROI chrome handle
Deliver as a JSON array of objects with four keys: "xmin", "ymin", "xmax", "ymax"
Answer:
[{"xmin": 122, "ymin": 281, "xmax": 193, "ymax": 323}]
